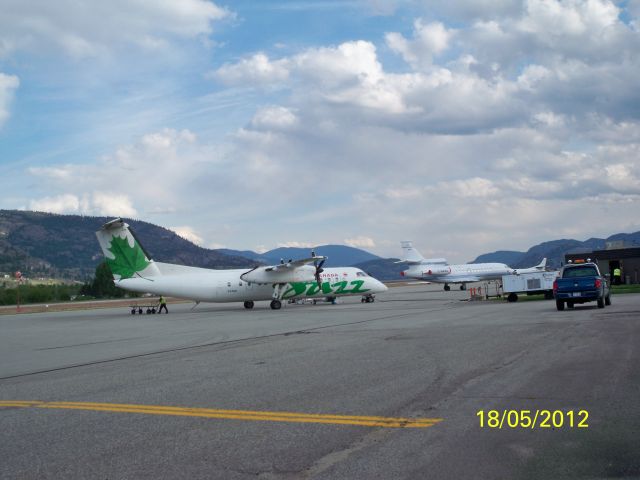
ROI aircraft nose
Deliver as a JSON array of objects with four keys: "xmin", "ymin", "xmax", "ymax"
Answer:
[{"xmin": 375, "ymin": 279, "xmax": 388, "ymax": 292}]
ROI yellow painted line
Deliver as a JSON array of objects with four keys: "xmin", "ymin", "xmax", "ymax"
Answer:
[{"xmin": 0, "ymin": 401, "xmax": 442, "ymax": 428}]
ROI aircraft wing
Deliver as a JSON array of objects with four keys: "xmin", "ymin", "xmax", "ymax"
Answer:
[{"xmin": 265, "ymin": 256, "xmax": 326, "ymax": 272}]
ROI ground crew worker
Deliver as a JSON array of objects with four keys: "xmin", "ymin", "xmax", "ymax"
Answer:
[
  {"xmin": 158, "ymin": 295, "xmax": 168, "ymax": 313},
  {"xmin": 613, "ymin": 267, "xmax": 622, "ymax": 285}
]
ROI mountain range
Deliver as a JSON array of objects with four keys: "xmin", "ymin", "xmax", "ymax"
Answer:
[
  {"xmin": 472, "ymin": 232, "xmax": 640, "ymax": 270},
  {"xmin": 1, "ymin": 210, "xmax": 638, "ymax": 281},
  {"xmin": 0, "ymin": 210, "xmax": 381, "ymax": 280}
]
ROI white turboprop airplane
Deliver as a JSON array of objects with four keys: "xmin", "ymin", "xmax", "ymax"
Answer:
[
  {"xmin": 398, "ymin": 241, "xmax": 546, "ymax": 291},
  {"xmin": 95, "ymin": 219, "xmax": 387, "ymax": 310}
]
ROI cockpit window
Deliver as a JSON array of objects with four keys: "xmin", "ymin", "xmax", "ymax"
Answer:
[{"xmin": 356, "ymin": 271, "xmax": 368, "ymax": 277}]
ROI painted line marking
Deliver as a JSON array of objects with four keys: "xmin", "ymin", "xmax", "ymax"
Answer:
[{"xmin": 0, "ymin": 401, "xmax": 442, "ymax": 428}]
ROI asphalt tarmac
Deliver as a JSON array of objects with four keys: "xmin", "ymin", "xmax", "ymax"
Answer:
[{"xmin": 1, "ymin": 285, "xmax": 639, "ymax": 479}]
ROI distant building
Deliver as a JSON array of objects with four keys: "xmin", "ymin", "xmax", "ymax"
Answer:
[
  {"xmin": 565, "ymin": 247, "xmax": 640, "ymax": 284},
  {"xmin": 605, "ymin": 240, "xmax": 626, "ymax": 250}
]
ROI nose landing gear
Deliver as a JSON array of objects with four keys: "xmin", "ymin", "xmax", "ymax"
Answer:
[{"xmin": 361, "ymin": 294, "xmax": 375, "ymax": 303}]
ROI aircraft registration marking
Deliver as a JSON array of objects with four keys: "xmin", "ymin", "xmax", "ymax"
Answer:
[{"xmin": 0, "ymin": 400, "xmax": 442, "ymax": 428}]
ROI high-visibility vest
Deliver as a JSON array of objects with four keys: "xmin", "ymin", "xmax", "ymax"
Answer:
[{"xmin": 613, "ymin": 268, "xmax": 621, "ymax": 277}]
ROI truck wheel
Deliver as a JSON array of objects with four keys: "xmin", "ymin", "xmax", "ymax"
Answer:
[
  {"xmin": 507, "ymin": 293, "xmax": 518, "ymax": 303},
  {"xmin": 605, "ymin": 295, "xmax": 611, "ymax": 306},
  {"xmin": 597, "ymin": 297, "xmax": 605, "ymax": 308},
  {"xmin": 556, "ymin": 300, "xmax": 565, "ymax": 311}
]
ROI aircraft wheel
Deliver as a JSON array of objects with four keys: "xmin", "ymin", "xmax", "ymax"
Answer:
[
  {"xmin": 151, "ymin": 308, "xmax": 156, "ymax": 314},
  {"xmin": 146, "ymin": 308, "xmax": 151, "ymax": 314},
  {"xmin": 244, "ymin": 301, "xmax": 254, "ymax": 309},
  {"xmin": 131, "ymin": 309, "xmax": 136, "ymax": 315},
  {"xmin": 460, "ymin": 284, "xmax": 466, "ymax": 291},
  {"xmin": 270, "ymin": 300, "xmax": 282, "ymax": 310},
  {"xmin": 507, "ymin": 293, "xmax": 518, "ymax": 303},
  {"xmin": 444, "ymin": 285, "xmax": 451, "ymax": 291},
  {"xmin": 138, "ymin": 308, "xmax": 143, "ymax": 314}
]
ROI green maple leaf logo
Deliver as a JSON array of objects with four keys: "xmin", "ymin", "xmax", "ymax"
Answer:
[{"xmin": 106, "ymin": 235, "xmax": 150, "ymax": 279}]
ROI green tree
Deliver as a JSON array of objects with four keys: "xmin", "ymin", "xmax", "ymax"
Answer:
[{"xmin": 88, "ymin": 261, "xmax": 125, "ymax": 298}]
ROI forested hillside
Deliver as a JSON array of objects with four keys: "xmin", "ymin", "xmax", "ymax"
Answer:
[{"xmin": 0, "ymin": 210, "xmax": 254, "ymax": 280}]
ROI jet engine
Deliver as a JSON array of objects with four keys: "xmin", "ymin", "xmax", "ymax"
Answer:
[
  {"xmin": 240, "ymin": 265, "xmax": 317, "ymax": 284},
  {"xmin": 424, "ymin": 266, "xmax": 451, "ymax": 276}
]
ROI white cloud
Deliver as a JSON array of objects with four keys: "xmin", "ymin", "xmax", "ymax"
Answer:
[
  {"xmin": 251, "ymin": 106, "xmax": 298, "ymax": 130},
  {"xmin": 213, "ymin": 53, "xmax": 290, "ymax": 86},
  {"xmin": 0, "ymin": 72, "xmax": 19, "ymax": 127},
  {"xmin": 9, "ymin": 2, "xmax": 640, "ymax": 261},
  {"xmin": 28, "ymin": 192, "xmax": 137, "ymax": 216},
  {"xmin": 386, "ymin": 20, "xmax": 454, "ymax": 69},
  {"xmin": 169, "ymin": 226, "xmax": 204, "ymax": 246},
  {"xmin": 0, "ymin": 0, "xmax": 230, "ymax": 59},
  {"xmin": 277, "ymin": 241, "xmax": 317, "ymax": 248},
  {"xmin": 344, "ymin": 236, "xmax": 376, "ymax": 248},
  {"xmin": 90, "ymin": 192, "xmax": 137, "ymax": 217},
  {"xmin": 29, "ymin": 194, "xmax": 82, "ymax": 214},
  {"xmin": 25, "ymin": 128, "xmax": 210, "ymax": 216}
]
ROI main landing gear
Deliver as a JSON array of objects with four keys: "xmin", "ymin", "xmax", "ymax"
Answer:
[
  {"xmin": 270, "ymin": 299, "xmax": 282, "ymax": 310},
  {"xmin": 269, "ymin": 283, "xmax": 286, "ymax": 310},
  {"xmin": 443, "ymin": 283, "xmax": 466, "ymax": 291},
  {"xmin": 244, "ymin": 301, "xmax": 254, "ymax": 309}
]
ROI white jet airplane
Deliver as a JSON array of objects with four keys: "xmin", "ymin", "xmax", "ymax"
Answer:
[
  {"xmin": 96, "ymin": 219, "xmax": 387, "ymax": 310},
  {"xmin": 398, "ymin": 241, "xmax": 546, "ymax": 291}
]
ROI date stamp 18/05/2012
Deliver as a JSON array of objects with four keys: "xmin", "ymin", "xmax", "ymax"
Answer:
[{"xmin": 477, "ymin": 410, "xmax": 589, "ymax": 429}]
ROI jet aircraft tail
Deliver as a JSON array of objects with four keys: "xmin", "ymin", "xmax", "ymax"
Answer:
[
  {"xmin": 96, "ymin": 218, "xmax": 161, "ymax": 281},
  {"xmin": 399, "ymin": 241, "xmax": 448, "ymax": 265},
  {"xmin": 513, "ymin": 257, "xmax": 548, "ymax": 275},
  {"xmin": 400, "ymin": 241, "xmax": 425, "ymax": 264}
]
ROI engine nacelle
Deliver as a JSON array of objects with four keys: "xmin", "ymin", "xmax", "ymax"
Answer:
[
  {"xmin": 423, "ymin": 266, "xmax": 451, "ymax": 276},
  {"xmin": 241, "ymin": 265, "xmax": 316, "ymax": 284}
]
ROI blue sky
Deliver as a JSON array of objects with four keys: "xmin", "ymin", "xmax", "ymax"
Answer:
[{"xmin": 1, "ymin": 0, "xmax": 640, "ymax": 262}]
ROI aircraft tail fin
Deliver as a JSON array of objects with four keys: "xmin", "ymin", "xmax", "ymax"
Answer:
[
  {"xmin": 96, "ymin": 218, "xmax": 161, "ymax": 280},
  {"xmin": 536, "ymin": 258, "xmax": 547, "ymax": 270},
  {"xmin": 400, "ymin": 241, "xmax": 425, "ymax": 264}
]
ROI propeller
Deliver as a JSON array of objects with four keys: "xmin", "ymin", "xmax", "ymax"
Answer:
[{"xmin": 313, "ymin": 253, "xmax": 326, "ymax": 289}]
